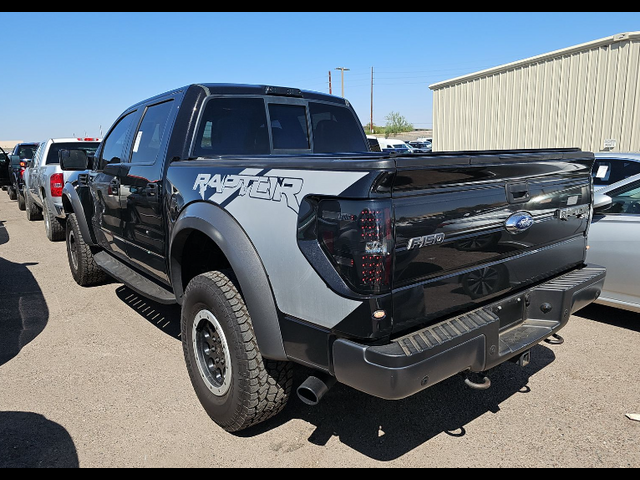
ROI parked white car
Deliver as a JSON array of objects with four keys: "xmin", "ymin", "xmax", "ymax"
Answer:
[
  {"xmin": 586, "ymin": 172, "xmax": 640, "ymax": 313},
  {"xmin": 592, "ymin": 152, "xmax": 640, "ymax": 190},
  {"xmin": 24, "ymin": 137, "xmax": 100, "ymax": 240}
]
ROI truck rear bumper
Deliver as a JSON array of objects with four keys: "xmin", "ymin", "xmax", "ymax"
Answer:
[{"xmin": 332, "ymin": 264, "xmax": 606, "ymax": 400}]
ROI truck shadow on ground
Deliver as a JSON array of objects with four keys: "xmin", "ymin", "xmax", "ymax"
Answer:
[
  {"xmin": 250, "ymin": 344, "xmax": 556, "ymax": 461},
  {"xmin": 0, "ymin": 254, "xmax": 49, "ymax": 367},
  {"xmin": 575, "ymin": 303, "xmax": 640, "ymax": 332},
  {"xmin": 114, "ymin": 285, "xmax": 181, "ymax": 339},
  {"xmin": 0, "ymin": 412, "xmax": 79, "ymax": 467},
  {"xmin": 110, "ymin": 282, "xmax": 559, "ymax": 461},
  {"xmin": 0, "ymin": 222, "xmax": 77, "ymax": 467},
  {"xmin": 0, "ymin": 219, "xmax": 8, "ymax": 245}
]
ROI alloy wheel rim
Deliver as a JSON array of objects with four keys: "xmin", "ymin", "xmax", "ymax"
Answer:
[
  {"xmin": 68, "ymin": 229, "xmax": 79, "ymax": 271},
  {"xmin": 192, "ymin": 309, "xmax": 232, "ymax": 396}
]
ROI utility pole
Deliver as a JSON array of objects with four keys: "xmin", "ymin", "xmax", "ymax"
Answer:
[
  {"xmin": 370, "ymin": 66, "xmax": 374, "ymax": 133},
  {"xmin": 335, "ymin": 67, "xmax": 349, "ymax": 97},
  {"xmin": 328, "ymin": 70, "xmax": 332, "ymax": 94}
]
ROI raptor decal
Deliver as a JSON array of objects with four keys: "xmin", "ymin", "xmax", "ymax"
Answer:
[{"xmin": 193, "ymin": 172, "xmax": 304, "ymax": 213}]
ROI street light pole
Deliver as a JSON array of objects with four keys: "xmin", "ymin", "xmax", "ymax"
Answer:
[{"xmin": 335, "ymin": 67, "xmax": 350, "ymax": 97}]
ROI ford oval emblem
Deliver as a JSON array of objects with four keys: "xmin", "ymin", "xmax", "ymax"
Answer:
[{"xmin": 505, "ymin": 211, "xmax": 534, "ymax": 234}]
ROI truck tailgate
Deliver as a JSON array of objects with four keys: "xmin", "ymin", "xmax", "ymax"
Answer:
[{"xmin": 391, "ymin": 149, "xmax": 595, "ymax": 334}]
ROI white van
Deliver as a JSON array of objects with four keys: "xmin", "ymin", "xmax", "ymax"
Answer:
[{"xmin": 377, "ymin": 138, "xmax": 413, "ymax": 153}]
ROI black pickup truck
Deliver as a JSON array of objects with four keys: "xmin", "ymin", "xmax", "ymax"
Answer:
[{"xmin": 60, "ymin": 83, "xmax": 605, "ymax": 432}]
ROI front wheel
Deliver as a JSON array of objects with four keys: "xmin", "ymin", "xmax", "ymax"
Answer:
[
  {"xmin": 181, "ymin": 270, "xmax": 293, "ymax": 432},
  {"xmin": 17, "ymin": 191, "xmax": 25, "ymax": 210}
]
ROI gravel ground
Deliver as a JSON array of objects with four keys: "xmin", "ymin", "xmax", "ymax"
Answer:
[{"xmin": 0, "ymin": 189, "xmax": 638, "ymax": 468}]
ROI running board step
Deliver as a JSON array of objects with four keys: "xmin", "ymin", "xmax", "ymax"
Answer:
[{"xmin": 93, "ymin": 251, "xmax": 176, "ymax": 304}]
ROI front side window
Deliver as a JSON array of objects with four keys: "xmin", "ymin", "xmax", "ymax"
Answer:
[
  {"xmin": 100, "ymin": 111, "xmax": 138, "ymax": 165},
  {"xmin": 130, "ymin": 100, "xmax": 174, "ymax": 165}
]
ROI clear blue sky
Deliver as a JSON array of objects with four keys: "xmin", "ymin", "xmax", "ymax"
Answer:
[{"xmin": 2, "ymin": 11, "xmax": 640, "ymax": 141}]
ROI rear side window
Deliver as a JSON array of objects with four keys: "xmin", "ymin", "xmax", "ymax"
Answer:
[
  {"xmin": 130, "ymin": 100, "xmax": 174, "ymax": 165},
  {"xmin": 310, "ymin": 102, "xmax": 368, "ymax": 153},
  {"xmin": 193, "ymin": 98, "xmax": 270, "ymax": 156}
]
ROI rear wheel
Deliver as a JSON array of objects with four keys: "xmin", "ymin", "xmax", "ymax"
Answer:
[
  {"xmin": 44, "ymin": 200, "xmax": 65, "ymax": 241},
  {"xmin": 181, "ymin": 270, "xmax": 293, "ymax": 432},
  {"xmin": 25, "ymin": 190, "xmax": 43, "ymax": 221},
  {"xmin": 8, "ymin": 186, "xmax": 16, "ymax": 200},
  {"xmin": 66, "ymin": 213, "xmax": 107, "ymax": 286}
]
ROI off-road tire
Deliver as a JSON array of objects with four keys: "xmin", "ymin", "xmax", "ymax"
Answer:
[
  {"xmin": 181, "ymin": 270, "xmax": 293, "ymax": 433},
  {"xmin": 25, "ymin": 190, "xmax": 43, "ymax": 221},
  {"xmin": 65, "ymin": 213, "xmax": 108, "ymax": 286},
  {"xmin": 44, "ymin": 200, "xmax": 65, "ymax": 241},
  {"xmin": 17, "ymin": 191, "xmax": 25, "ymax": 210}
]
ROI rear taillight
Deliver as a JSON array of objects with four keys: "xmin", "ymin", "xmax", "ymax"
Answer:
[
  {"xmin": 50, "ymin": 173, "xmax": 64, "ymax": 197},
  {"xmin": 316, "ymin": 199, "xmax": 393, "ymax": 294}
]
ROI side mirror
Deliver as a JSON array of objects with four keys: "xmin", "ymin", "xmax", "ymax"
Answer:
[
  {"xmin": 59, "ymin": 149, "xmax": 89, "ymax": 171},
  {"xmin": 593, "ymin": 193, "xmax": 613, "ymax": 212}
]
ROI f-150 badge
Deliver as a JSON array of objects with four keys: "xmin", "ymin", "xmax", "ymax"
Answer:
[
  {"xmin": 193, "ymin": 172, "xmax": 303, "ymax": 213},
  {"xmin": 555, "ymin": 204, "xmax": 590, "ymax": 221},
  {"xmin": 407, "ymin": 233, "xmax": 446, "ymax": 250}
]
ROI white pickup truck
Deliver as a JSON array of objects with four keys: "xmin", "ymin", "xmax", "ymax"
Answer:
[{"xmin": 24, "ymin": 137, "xmax": 100, "ymax": 240}]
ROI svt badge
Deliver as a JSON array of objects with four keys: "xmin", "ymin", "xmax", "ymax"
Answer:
[{"xmin": 505, "ymin": 211, "xmax": 534, "ymax": 234}]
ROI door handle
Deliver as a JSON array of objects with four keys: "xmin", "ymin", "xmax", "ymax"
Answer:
[
  {"xmin": 108, "ymin": 177, "xmax": 120, "ymax": 195},
  {"xmin": 145, "ymin": 183, "xmax": 158, "ymax": 196},
  {"xmin": 506, "ymin": 182, "xmax": 530, "ymax": 204}
]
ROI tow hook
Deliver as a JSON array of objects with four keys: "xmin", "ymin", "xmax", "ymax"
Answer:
[
  {"xmin": 463, "ymin": 371, "xmax": 492, "ymax": 390},
  {"xmin": 544, "ymin": 333, "xmax": 564, "ymax": 345}
]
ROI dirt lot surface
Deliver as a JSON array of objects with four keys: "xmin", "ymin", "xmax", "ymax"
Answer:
[{"xmin": 0, "ymin": 190, "xmax": 639, "ymax": 468}]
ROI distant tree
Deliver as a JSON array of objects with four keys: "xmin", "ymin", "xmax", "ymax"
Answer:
[{"xmin": 384, "ymin": 111, "xmax": 413, "ymax": 137}]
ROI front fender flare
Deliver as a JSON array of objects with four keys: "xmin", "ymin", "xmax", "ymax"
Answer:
[
  {"xmin": 169, "ymin": 201, "xmax": 286, "ymax": 361},
  {"xmin": 61, "ymin": 182, "xmax": 96, "ymax": 246}
]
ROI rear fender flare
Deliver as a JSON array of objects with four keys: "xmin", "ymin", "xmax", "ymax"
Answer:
[{"xmin": 169, "ymin": 201, "xmax": 286, "ymax": 361}]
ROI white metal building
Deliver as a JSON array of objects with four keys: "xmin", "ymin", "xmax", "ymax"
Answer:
[{"xmin": 429, "ymin": 32, "xmax": 640, "ymax": 153}]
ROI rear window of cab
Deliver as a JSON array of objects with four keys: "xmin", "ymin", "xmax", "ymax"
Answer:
[{"xmin": 192, "ymin": 97, "xmax": 368, "ymax": 156}]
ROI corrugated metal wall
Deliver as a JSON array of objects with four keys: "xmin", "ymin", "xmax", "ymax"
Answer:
[{"xmin": 430, "ymin": 32, "xmax": 640, "ymax": 153}]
